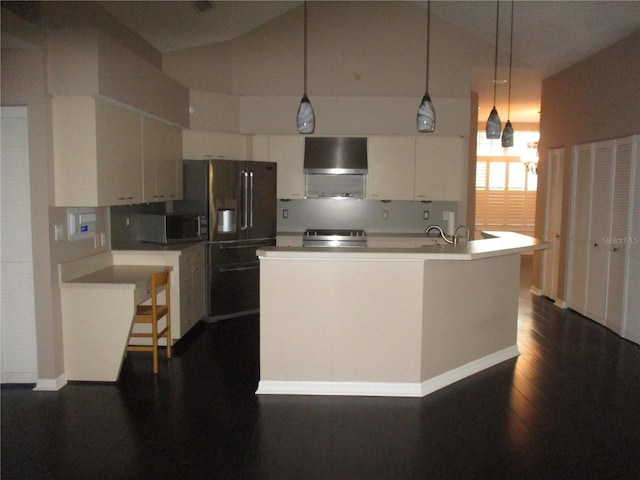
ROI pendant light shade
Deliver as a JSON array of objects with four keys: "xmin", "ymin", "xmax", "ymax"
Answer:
[
  {"xmin": 486, "ymin": 1, "xmax": 501, "ymax": 139},
  {"xmin": 501, "ymin": 120, "xmax": 514, "ymax": 147},
  {"xmin": 417, "ymin": 94, "xmax": 436, "ymax": 132},
  {"xmin": 297, "ymin": 94, "xmax": 315, "ymax": 133},
  {"xmin": 486, "ymin": 107, "xmax": 502, "ymax": 139},
  {"xmin": 417, "ymin": 0, "xmax": 435, "ymax": 133},
  {"xmin": 501, "ymin": 1, "xmax": 515, "ymax": 147},
  {"xmin": 297, "ymin": 1, "xmax": 315, "ymax": 134}
]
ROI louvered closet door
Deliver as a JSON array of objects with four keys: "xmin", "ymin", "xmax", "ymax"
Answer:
[
  {"xmin": 623, "ymin": 136, "xmax": 640, "ymax": 344},
  {"xmin": 585, "ymin": 140, "xmax": 615, "ymax": 325},
  {"xmin": 569, "ymin": 144, "xmax": 593, "ymax": 314},
  {"xmin": 606, "ymin": 137, "xmax": 633, "ymax": 334},
  {"xmin": 543, "ymin": 148, "xmax": 564, "ymax": 301}
]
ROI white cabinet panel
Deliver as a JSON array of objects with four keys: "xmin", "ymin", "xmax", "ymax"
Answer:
[
  {"xmin": 270, "ymin": 135, "xmax": 305, "ymax": 199},
  {"xmin": 142, "ymin": 117, "xmax": 182, "ymax": 203},
  {"xmin": 182, "ymin": 130, "xmax": 248, "ymax": 161},
  {"xmin": 415, "ymin": 136, "xmax": 465, "ymax": 201},
  {"xmin": 366, "ymin": 136, "xmax": 415, "ymax": 200}
]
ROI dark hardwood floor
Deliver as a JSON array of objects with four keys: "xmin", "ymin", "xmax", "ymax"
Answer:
[{"xmin": 3, "ymin": 256, "xmax": 640, "ymax": 479}]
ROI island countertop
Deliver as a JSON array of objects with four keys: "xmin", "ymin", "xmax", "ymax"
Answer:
[{"xmin": 260, "ymin": 231, "xmax": 549, "ymax": 261}]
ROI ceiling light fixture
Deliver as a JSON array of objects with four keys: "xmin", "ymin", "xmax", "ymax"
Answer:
[
  {"xmin": 486, "ymin": 1, "xmax": 502, "ymax": 139},
  {"xmin": 417, "ymin": 0, "xmax": 435, "ymax": 133},
  {"xmin": 501, "ymin": 0, "xmax": 515, "ymax": 147},
  {"xmin": 296, "ymin": 0, "xmax": 315, "ymax": 134}
]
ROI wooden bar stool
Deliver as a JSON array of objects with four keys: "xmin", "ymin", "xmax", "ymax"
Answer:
[{"xmin": 126, "ymin": 267, "xmax": 172, "ymax": 373}]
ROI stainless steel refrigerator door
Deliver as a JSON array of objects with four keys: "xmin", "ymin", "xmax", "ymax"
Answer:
[
  {"xmin": 208, "ymin": 239, "xmax": 274, "ymax": 320},
  {"xmin": 208, "ymin": 160, "xmax": 245, "ymax": 242},
  {"xmin": 245, "ymin": 161, "xmax": 277, "ymax": 240}
]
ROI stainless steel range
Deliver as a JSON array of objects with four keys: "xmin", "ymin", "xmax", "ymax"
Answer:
[{"xmin": 303, "ymin": 229, "xmax": 367, "ymax": 248}]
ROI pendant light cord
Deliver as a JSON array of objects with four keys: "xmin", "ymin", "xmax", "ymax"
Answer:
[
  {"xmin": 425, "ymin": 0, "xmax": 431, "ymax": 93},
  {"xmin": 303, "ymin": 0, "xmax": 308, "ymax": 96},
  {"xmin": 507, "ymin": 0, "xmax": 514, "ymax": 120},
  {"xmin": 492, "ymin": 1, "xmax": 499, "ymax": 108}
]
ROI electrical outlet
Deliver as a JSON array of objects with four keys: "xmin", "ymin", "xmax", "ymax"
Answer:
[
  {"xmin": 423, "ymin": 210, "xmax": 429, "ymax": 220},
  {"xmin": 100, "ymin": 233, "xmax": 107, "ymax": 247},
  {"xmin": 383, "ymin": 210, "xmax": 389, "ymax": 220},
  {"xmin": 54, "ymin": 224, "xmax": 64, "ymax": 241},
  {"xmin": 283, "ymin": 209, "xmax": 288, "ymax": 219}
]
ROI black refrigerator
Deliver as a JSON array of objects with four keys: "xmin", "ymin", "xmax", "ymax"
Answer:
[{"xmin": 175, "ymin": 159, "xmax": 277, "ymax": 321}]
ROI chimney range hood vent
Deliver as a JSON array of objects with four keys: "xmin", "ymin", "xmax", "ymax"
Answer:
[{"xmin": 304, "ymin": 137, "xmax": 368, "ymax": 175}]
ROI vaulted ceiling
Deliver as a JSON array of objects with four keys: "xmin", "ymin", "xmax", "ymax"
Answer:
[{"xmin": 82, "ymin": 1, "xmax": 640, "ymax": 125}]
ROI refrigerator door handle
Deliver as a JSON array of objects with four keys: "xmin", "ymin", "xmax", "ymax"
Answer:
[
  {"xmin": 249, "ymin": 171, "xmax": 254, "ymax": 229},
  {"xmin": 218, "ymin": 262, "xmax": 260, "ymax": 273},
  {"xmin": 241, "ymin": 170, "xmax": 249, "ymax": 230}
]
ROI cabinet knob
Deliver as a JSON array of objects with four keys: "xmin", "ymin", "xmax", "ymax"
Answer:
[
  {"xmin": 593, "ymin": 243, "xmax": 599, "ymax": 247},
  {"xmin": 613, "ymin": 247, "xmax": 619, "ymax": 252}
]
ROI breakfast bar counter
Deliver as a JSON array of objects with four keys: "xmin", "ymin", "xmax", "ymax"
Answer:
[{"xmin": 256, "ymin": 232, "xmax": 549, "ymax": 397}]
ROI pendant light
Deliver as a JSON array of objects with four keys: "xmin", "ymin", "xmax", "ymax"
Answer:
[
  {"xmin": 485, "ymin": 1, "xmax": 502, "ymax": 139},
  {"xmin": 417, "ymin": 0, "xmax": 435, "ymax": 133},
  {"xmin": 296, "ymin": 0, "xmax": 315, "ymax": 134},
  {"xmin": 501, "ymin": 0, "xmax": 515, "ymax": 147}
]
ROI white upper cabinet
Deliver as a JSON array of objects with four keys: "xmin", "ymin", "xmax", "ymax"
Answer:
[
  {"xmin": 366, "ymin": 136, "xmax": 415, "ymax": 200},
  {"xmin": 53, "ymin": 96, "xmax": 143, "ymax": 207},
  {"xmin": 142, "ymin": 118, "xmax": 183, "ymax": 203},
  {"xmin": 414, "ymin": 136, "xmax": 465, "ymax": 201},
  {"xmin": 182, "ymin": 130, "xmax": 248, "ymax": 160},
  {"xmin": 53, "ymin": 96, "xmax": 182, "ymax": 207},
  {"xmin": 269, "ymin": 135, "xmax": 306, "ymax": 199}
]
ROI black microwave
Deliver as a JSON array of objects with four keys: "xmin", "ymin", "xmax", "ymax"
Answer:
[{"xmin": 138, "ymin": 214, "xmax": 205, "ymax": 244}]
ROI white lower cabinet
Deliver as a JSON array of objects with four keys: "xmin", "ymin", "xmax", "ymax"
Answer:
[
  {"xmin": 568, "ymin": 135, "xmax": 639, "ymax": 344},
  {"xmin": 112, "ymin": 243, "xmax": 206, "ymax": 342},
  {"xmin": 179, "ymin": 244, "xmax": 207, "ymax": 335}
]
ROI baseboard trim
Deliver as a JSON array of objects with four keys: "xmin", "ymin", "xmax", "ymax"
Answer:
[
  {"xmin": 530, "ymin": 286, "xmax": 543, "ymax": 296},
  {"xmin": 420, "ymin": 344, "xmax": 520, "ymax": 396},
  {"xmin": 256, "ymin": 345, "xmax": 520, "ymax": 398},
  {"xmin": 33, "ymin": 374, "xmax": 67, "ymax": 391}
]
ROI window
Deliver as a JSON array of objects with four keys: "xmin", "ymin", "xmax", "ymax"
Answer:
[{"xmin": 475, "ymin": 156, "xmax": 537, "ymax": 233}]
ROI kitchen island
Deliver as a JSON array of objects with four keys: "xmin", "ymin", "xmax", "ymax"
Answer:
[{"xmin": 256, "ymin": 232, "xmax": 549, "ymax": 397}]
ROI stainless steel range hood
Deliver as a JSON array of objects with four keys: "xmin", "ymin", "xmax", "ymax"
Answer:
[{"xmin": 303, "ymin": 137, "xmax": 368, "ymax": 174}]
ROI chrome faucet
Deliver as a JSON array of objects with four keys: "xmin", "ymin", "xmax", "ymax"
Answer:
[
  {"xmin": 454, "ymin": 224, "xmax": 470, "ymax": 241},
  {"xmin": 425, "ymin": 224, "xmax": 470, "ymax": 245}
]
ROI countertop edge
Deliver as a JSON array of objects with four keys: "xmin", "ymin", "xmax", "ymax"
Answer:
[{"xmin": 259, "ymin": 232, "xmax": 549, "ymax": 261}]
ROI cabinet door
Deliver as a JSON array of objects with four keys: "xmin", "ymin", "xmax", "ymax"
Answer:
[
  {"xmin": 270, "ymin": 135, "xmax": 305, "ymax": 199},
  {"xmin": 366, "ymin": 136, "xmax": 415, "ymax": 200},
  {"xmin": 53, "ymin": 96, "xmax": 143, "ymax": 207},
  {"xmin": 142, "ymin": 118, "xmax": 181, "ymax": 202},
  {"xmin": 191, "ymin": 245, "xmax": 207, "ymax": 323},
  {"xmin": 95, "ymin": 100, "xmax": 142, "ymax": 205},
  {"xmin": 415, "ymin": 136, "xmax": 465, "ymax": 201},
  {"xmin": 183, "ymin": 130, "xmax": 248, "ymax": 160}
]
